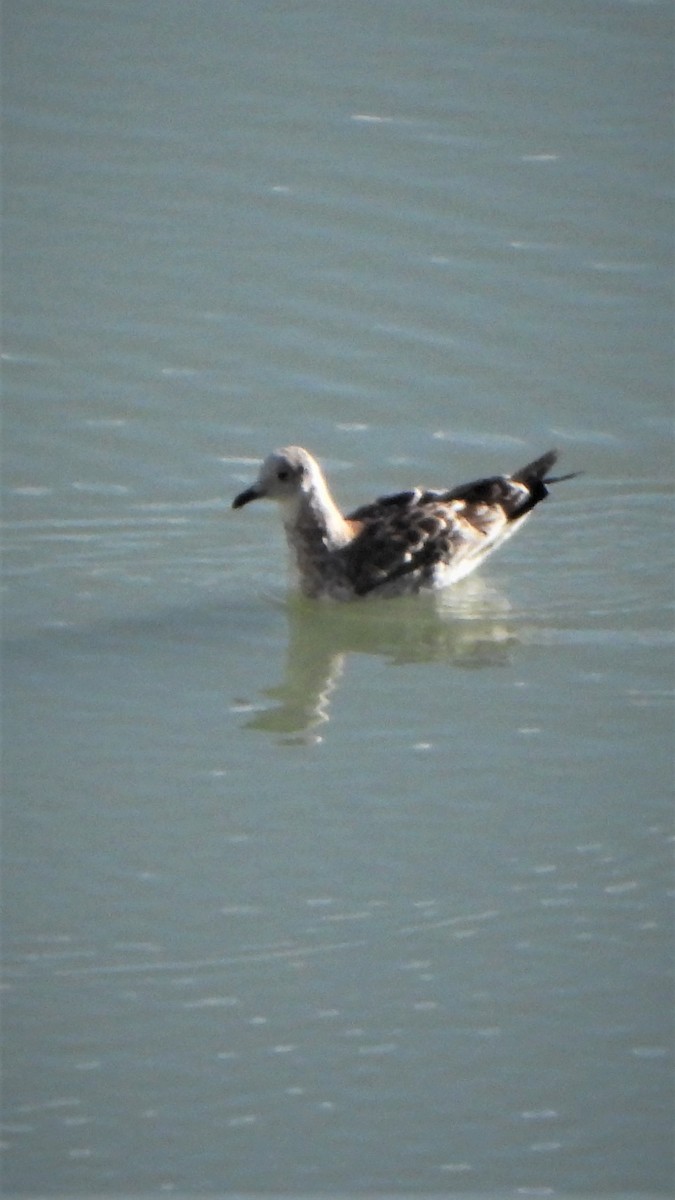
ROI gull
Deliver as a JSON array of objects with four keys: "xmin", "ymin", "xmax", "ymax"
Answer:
[{"xmin": 232, "ymin": 446, "xmax": 578, "ymax": 599}]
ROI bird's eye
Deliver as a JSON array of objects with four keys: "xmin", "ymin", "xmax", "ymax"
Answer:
[{"xmin": 277, "ymin": 469, "xmax": 290, "ymax": 482}]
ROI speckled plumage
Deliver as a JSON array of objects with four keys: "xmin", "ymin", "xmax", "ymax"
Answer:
[{"xmin": 232, "ymin": 446, "xmax": 577, "ymax": 599}]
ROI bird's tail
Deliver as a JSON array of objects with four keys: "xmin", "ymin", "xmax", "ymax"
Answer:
[
  {"xmin": 507, "ymin": 449, "xmax": 580, "ymax": 517},
  {"xmin": 513, "ymin": 449, "xmax": 580, "ymax": 488}
]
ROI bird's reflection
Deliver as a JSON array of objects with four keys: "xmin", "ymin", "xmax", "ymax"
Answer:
[{"xmin": 243, "ymin": 579, "xmax": 519, "ymax": 743}]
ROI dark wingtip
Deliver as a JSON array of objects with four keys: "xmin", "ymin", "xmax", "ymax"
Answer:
[
  {"xmin": 544, "ymin": 469, "xmax": 582, "ymax": 485},
  {"xmin": 505, "ymin": 449, "xmax": 580, "ymax": 518},
  {"xmin": 513, "ymin": 450, "xmax": 582, "ymax": 487}
]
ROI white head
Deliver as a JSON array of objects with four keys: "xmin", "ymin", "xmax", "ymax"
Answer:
[{"xmin": 232, "ymin": 446, "xmax": 321, "ymax": 509}]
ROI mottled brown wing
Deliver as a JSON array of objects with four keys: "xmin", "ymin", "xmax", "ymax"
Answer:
[
  {"xmin": 341, "ymin": 494, "xmax": 488, "ymax": 596},
  {"xmin": 341, "ymin": 453, "xmax": 572, "ymax": 596}
]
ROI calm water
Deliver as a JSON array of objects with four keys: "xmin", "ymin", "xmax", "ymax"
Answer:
[{"xmin": 2, "ymin": 0, "xmax": 673, "ymax": 1195}]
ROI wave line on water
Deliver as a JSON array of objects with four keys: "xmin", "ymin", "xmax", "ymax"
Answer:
[
  {"xmin": 55, "ymin": 939, "xmax": 367, "ymax": 977},
  {"xmin": 399, "ymin": 908, "xmax": 500, "ymax": 934}
]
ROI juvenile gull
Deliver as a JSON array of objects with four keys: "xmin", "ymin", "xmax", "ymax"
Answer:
[{"xmin": 233, "ymin": 446, "xmax": 578, "ymax": 600}]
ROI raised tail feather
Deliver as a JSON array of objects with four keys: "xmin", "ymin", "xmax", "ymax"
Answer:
[
  {"xmin": 512, "ymin": 449, "xmax": 558, "ymax": 485},
  {"xmin": 507, "ymin": 449, "xmax": 580, "ymax": 518},
  {"xmin": 513, "ymin": 449, "xmax": 580, "ymax": 487}
]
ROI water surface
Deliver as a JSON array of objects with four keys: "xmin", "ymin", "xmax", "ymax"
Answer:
[{"xmin": 2, "ymin": 0, "xmax": 673, "ymax": 1194}]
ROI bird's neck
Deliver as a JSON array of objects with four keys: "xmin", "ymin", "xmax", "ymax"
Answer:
[
  {"xmin": 279, "ymin": 481, "xmax": 352, "ymax": 596},
  {"xmin": 282, "ymin": 478, "xmax": 351, "ymax": 549}
]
